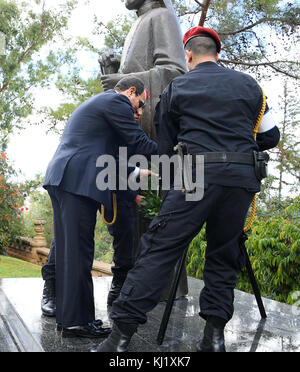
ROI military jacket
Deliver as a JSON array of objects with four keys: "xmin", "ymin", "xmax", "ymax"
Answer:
[{"xmin": 155, "ymin": 62, "xmax": 280, "ymax": 191}]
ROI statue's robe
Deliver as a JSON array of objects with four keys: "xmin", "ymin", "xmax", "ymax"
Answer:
[{"xmin": 120, "ymin": 5, "xmax": 187, "ymax": 140}]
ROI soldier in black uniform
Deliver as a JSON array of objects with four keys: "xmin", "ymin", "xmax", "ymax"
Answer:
[{"xmin": 95, "ymin": 27, "xmax": 280, "ymax": 352}]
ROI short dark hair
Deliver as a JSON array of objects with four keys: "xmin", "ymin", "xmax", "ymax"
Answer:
[
  {"xmin": 184, "ymin": 36, "xmax": 217, "ymax": 57},
  {"xmin": 115, "ymin": 76, "xmax": 145, "ymax": 96}
]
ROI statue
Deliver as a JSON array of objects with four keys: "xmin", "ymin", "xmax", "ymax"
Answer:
[
  {"xmin": 100, "ymin": 0, "xmax": 187, "ymax": 140},
  {"xmin": 100, "ymin": 0, "xmax": 188, "ymax": 300}
]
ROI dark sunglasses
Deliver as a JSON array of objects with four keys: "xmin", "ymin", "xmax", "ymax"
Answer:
[{"xmin": 138, "ymin": 99, "xmax": 146, "ymax": 109}]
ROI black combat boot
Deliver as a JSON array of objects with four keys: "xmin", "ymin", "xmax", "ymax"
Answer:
[
  {"xmin": 41, "ymin": 279, "xmax": 56, "ymax": 317},
  {"xmin": 107, "ymin": 275, "xmax": 126, "ymax": 307},
  {"xmin": 197, "ymin": 317, "xmax": 226, "ymax": 352},
  {"xmin": 95, "ymin": 321, "xmax": 137, "ymax": 352}
]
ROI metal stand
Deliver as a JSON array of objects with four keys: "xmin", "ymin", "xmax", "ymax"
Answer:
[
  {"xmin": 157, "ymin": 247, "xmax": 189, "ymax": 345},
  {"xmin": 157, "ymin": 235, "xmax": 267, "ymax": 345}
]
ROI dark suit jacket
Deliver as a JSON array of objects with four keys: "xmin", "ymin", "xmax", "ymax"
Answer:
[{"xmin": 43, "ymin": 90, "xmax": 157, "ymax": 209}]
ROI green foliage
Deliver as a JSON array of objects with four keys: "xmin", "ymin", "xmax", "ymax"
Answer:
[
  {"xmin": 186, "ymin": 225, "xmax": 206, "ymax": 279},
  {"xmin": 44, "ymin": 75, "xmax": 104, "ymax": 133},
  {"xmin": 140, "ymin": 189, "xmax": 162, "ymax": 220},
  {"xmin": 0, "ymin": 0, "xmax": 76, "ymax": 141},
  {"xmin": 0, "ymin": 151, "xmax": 39, "ymax": 252},
  {"xmin": 101, "ymin": 14, "xmax": 136, "ymax": 54},
  {"xmin": 173, "ymin": 0, "xmax": 299, "ymax": 79},
  {"xmin": 94, "ymin": 216, "xmax": 113, "ymax": 264},
  {"xmin": 272, "ymin": 81, "xmax": 300, "ymax": 197}
]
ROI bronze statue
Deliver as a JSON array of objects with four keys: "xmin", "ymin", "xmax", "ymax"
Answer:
[
  {"xmin": 100, "ymin": 0, "xmax": 187, "ymax": 140},
  {"xmin": 100, "ymin": 0, "xmax": 188, "ymax": 300}
]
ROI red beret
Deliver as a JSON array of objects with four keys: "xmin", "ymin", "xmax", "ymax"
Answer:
[
  {"xmin": 145, "ymin": 88, "xmax": 150, "ymax": 100},
  {"xmin": 183, "ymin": 26, "xmax": 221, "ymax": 53}
]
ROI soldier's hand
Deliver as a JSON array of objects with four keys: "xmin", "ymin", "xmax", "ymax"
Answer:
[{"xmin": 100, "ymin": 73, "xmax": 123, "ymax": 91}]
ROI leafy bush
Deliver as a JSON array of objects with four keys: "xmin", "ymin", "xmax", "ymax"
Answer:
[
  {"xmin": 0, "ymin": 152, "xmax": 27, "ymax": 252},
  {"xmin": 140, "ymin": 186, "xmax": 300, "ymax": 305},
  {"xmin": 0, "ymin": 154, "xmax": 42, "ymax": 253},
  {"xmin": 187, "ymin": 197, "xmax": 300, "ymax": 305},
  {"xmin": 140, "ymin": 188, "xmax": 162, "ymax": 220},
  {"xmin": 238, "ymin": 197, "xmax": 300, "ymax": 305},
  {"xmin": 94, "ymin": 215, "xmax": 113, "ymax": 263}
]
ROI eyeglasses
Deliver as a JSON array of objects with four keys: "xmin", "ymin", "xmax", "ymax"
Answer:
[{"xmin": 138, "ymin": 99, "xmax": 146, "ymax": 109}]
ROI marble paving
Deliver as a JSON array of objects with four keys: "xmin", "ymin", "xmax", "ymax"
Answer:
[{"xmin": 0, "ymin": 277, "xmax": 299, "ymax": 352}]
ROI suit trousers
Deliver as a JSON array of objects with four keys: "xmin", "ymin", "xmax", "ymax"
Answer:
[
  {"xmin": 47, "ymin": 186, "xmax": 98, "ymax": 328},
  {"xmin": 110, "ymin": 184, "xmax": 254, "ymax": 325},
  {"xmin": 42, "ymin": 194, "xmax": 135, "ymax": 285},
  {"xmin": 107, "ymin": 196, "xmax": 136, "ymax": 280}
]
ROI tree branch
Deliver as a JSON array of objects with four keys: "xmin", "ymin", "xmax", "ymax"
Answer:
[
  {"xmin": 97, "ymin": 21, "xmax": 122, "ymax": 44},
  {"xmin": 219, "ymin": 59, "xmax": 300, "ymax": 79},
  {"xmin": 199, "ymin": 0, "xmax": 211, "ymax": 26},
  {"xmin": 218, "ymin": 16, "xmax": 300, "ymax": 36}
]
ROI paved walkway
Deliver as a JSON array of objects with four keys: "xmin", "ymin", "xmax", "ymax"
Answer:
[{"xmin": 0, "ymin": 277, "xmax": 299, "ymax": 352}]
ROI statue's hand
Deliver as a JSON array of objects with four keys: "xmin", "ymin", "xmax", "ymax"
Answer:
[{"xmin": 100, "ymin": 73, "xmax": 123, "ymax": 91}]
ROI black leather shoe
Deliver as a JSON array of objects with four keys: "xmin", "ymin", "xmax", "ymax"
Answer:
[
  {"xmin": 61, "ymin": 322, "xmax": 112, "ymax": 338},
  {"xmin": 107, "ymin": 276, "xmax": 126, "ymax": 307},
  {"xmin": 41, "ymin": 279, "xmax": 56, "ymax": 317},
  {"xmin": 57, "ymin": 319, "xmax": 103, "ymax": 332},
  {"xmin": 95, "ymin": 322, "xmax": 137, "ymax": 352},
  {"xmin": 197, "ymin": 322, "xmax": 226, "ymax": 352}
]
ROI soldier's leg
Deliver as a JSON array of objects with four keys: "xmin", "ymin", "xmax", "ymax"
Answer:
[
  {"xmin": 109, "ymin": 186, "xmax": 219, "ymax": 325},
  {"xmin": 200, "ymin": 186, "xmax": 255, "ymax": 323},
  {"xmin": 96, "ymin": 186, "xmax": 225, "ymax": 352},
  {"xmin": 195, "ymin": 186, "xmax": 255, "ymax": 352}
]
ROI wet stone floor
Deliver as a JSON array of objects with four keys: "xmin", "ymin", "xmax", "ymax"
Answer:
[{"xmin": 0, "ymin": 277, "xmax": 299, "ymax": 352}]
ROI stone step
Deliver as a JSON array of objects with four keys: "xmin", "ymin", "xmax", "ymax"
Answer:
[{"xmin": 0, "ymin": 288, "xmax": 43, "ymax": 352}]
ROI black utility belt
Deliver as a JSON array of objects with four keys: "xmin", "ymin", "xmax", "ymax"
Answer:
[
  {"xmin": 190, "ymin": 151, "xmax": 269, "ymax": 181},
  {"xmin": 191, "ymin": 152, "xmax": 254, "ymax": 165}
]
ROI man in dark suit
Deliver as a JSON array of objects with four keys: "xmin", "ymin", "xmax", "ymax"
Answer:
[
  {"xmin": 43, "ymin": 76, "xmax": 157, "ymax": 338},
  {"xmin": 40, "ymin": 105, "xmax": 148, "ymax": 318}
]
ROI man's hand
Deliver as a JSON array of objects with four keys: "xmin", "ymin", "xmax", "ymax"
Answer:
[
  {"xmin": 135, "ymin": 195, "xmax": 144, "ymax": 208},
  {"xmin": 139, "ymin": 169, "xmax": 159, "ymax": 179},
  {"xmin": 100, "ymin": 73, "xmax": 124, "ymax": 91}
]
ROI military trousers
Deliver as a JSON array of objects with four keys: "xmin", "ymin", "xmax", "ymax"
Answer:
[
  {"xmin": 110, "ymin": 184, "xmax": 255, "ymax": 325},
  {"xmin": 47, "ymin": 186, "xmax": 98, "ymax": 328}
]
